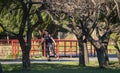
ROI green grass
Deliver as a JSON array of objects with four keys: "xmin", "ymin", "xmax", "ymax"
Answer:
[{"xmin": 2, "ymin": 61, "xmax": 120, "ymax": 73}]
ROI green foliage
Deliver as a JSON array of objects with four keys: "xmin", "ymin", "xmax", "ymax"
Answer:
[
  {"xmin": 29, "ymin": 6, "xmax": 38, "ymax": 25},
  {"xmin": 110, "ymin": 33, "xmax": 117, "ymax": 39},
  {"xmin": 0, "ymin": 0, "xmax": 13, "ymax": 12},
  {"xmin": 0, "ymin": 7, "xmax": 23, "ymax": 34},
  {"xmin": 0, "ymin": 1, "xmax": 40, "ymax": 36},
  {"xmin": 41, "ymin": 12, "xmax": 52, "ymax": 24},
  {"xmin": 35, "ymin": 11, "xmax": 57, "ymax": 34},
  {"xmin": 0, "ymin": 26, "xmax": 3, "ymax": 33},
  {"xmin": 0, "ymin": 0, "xmax": 60, "ymax": 37}
]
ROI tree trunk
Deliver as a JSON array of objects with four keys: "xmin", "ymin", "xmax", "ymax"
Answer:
[
  {"xmin": 22, "ymin": 48, "xmax": 31, "ymax": 69},
  {"xmin": 18, "ymin": 36, "xmax": 31, "ymax": 69},
  {"xmin": 96, "ymin": 48, "xmax": 106, "ymax": 68},
  {"xmin": 83, "ymin": 37, "xmax": 89, "ymax": 64},
  {"xmin": 78, "ymin": 37, "xmax": 85, "ymax": 66},
  {"xmin": 104, "ymin": 47, "xmax": 109, "ymax": 65},
  {"xmin": 103, "ymin": 35, "xmax": 110, "ymax": 66},
  {"xmin": 84, "ymin": 43, "xmax": 89, "ymax": 64}
]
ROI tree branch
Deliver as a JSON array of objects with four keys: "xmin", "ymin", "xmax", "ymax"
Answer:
[
  {"xmin": 0, "ymin": 23, "xmax": 18, "ymax": 36},
  {"xmin": 91, "ymin": 0, "xmax": 96, "ymax": 7},
  {"xmin": 114, "ymin": 0, "xmax": 120, "ymax": 20},
  {"xmin": 70, "ymin": 16, "xmax": 81, "ymax": 35},
  {"xmin": 81, "ymin": 22, "xmax": 101, "ymax": 49},
  {"xmin": 89, "ymin": 18, "xmax": 98, "ymax": 34},
  {"xmin": 18, "ymin": 0, "xmax": 28, "ymax": 35}
]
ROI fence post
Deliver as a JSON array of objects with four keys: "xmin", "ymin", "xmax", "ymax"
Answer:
[
  {"xmin": 56, "ymin": 40, "xmax": 59, "ymax": 58},
  {"xmin": 64, "ymin": 41, "xmax": 66, "ymax": 56},
  {"xmin": 30, "ymin": 40, "xmax": 34, "ymax": 58},
  {"xmin": 44, "ymin": 41, "xmax": 46, "ymax": 57},
  {"xmin": 11, "ymin": 40, "xmax": 13, "ymax": 59},
  {"xmin": 70, "ymin": 41, "xmax": 72, "ymax": 58},
  {"xmin": 11, "ymin": 40, "xmax": 16, "ymax": 59},
  {"xmin": 76, "ymin": 41, "xmax": 78, "ymax": 56},
  {"xmin": 14, "ymin": 40, "xmax": 17, "ymax": 59}
]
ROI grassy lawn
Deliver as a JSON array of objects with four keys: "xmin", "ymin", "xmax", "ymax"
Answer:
[{"xmin": 2, "ymin": 61, "xmax": 120, "ymax": 73}]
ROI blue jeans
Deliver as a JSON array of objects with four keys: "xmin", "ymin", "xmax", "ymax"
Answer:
[{"xmin": 46, "ymin": 43, "xmax": 56, "ymax": 58}]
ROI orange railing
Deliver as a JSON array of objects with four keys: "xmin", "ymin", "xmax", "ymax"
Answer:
[
  {"xmin": 0, "ymin": 39, "xmax": 117, "ymax": 59},
  {"xmin": 11, "ymin": 39, "xmax": 78, "ymax": 59}
]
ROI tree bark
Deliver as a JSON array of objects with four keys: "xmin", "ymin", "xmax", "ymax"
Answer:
[
  {"xmin": 22, "ymin": 48, "xmax": 31, "ymax": 69},
  {"xmin": 96, "ymin": 48, "xmax": 106, "ymax": 68},
  {"xmin": 102, "ymin": 33, "xmax": 111, "ymax": 66},
  {"xmin": 18, "ymin": 36, "xmax": 31, "ymax": 69},
  {"xmin": 78, "ymin": 37, "xmax": 85, "ymax": 66},
  {"xmin": 83, "ymin": 37, "xmax": 89, "ymax": 64},
  {"xmin": 104, "ymin": 46, "xmax": 109, "ymax": 65}
]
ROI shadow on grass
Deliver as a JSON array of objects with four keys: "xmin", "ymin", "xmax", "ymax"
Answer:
[{"xmin": 3, "ymin": 62, "xmax": 120, "ymax": 73}]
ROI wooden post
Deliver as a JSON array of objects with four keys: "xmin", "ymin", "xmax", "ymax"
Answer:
[
  {"xmin": 70, "ymin": 41, "xmax": 72, "ymax": 58},
  {"xmin": 56, "ymin": 41, "xmax": 59, "ymax": 58},
  {"xmin": 76, "ymin": 41, "xmax": 78, "ymax": 56},
  {"xmin": 64, "ymin": 42, "xmax": 66, "ymax": 56},
  {"xmin": 44, "ymin": 41, "xmax": 46, "ymax": 57}
]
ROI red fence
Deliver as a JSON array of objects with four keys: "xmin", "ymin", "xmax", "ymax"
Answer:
[
  {"xmin": 11, "ymin": 39, "xmax": 78, "ymax": 59},
  {"xmin": 0, "ymin": 39, "xmax": 117, "ymax": 59}
]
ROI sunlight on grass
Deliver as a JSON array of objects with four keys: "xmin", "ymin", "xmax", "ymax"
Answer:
[
  {"xmin": 87, "ymin": 61, "xmax": 99, "ymax": 66},
  {"xmin": 2, "ymin": 61, "xmax": 120, "ymax": 73}
]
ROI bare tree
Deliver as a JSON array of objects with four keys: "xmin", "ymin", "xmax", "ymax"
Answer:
[
  {"xmin": 42, "ymin": 0, "xmax": 120, "ymax": 68},
  {"xmin": 82, "ymin": 0, "xmax": 120, "ymax": 68},
  {"xmin": 41, "ymin": 0, "xmax": 100, "ymax": 66}
]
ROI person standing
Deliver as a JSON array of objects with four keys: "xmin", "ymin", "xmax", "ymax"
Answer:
[{"xmin": 40, "ymin": 30, "xmax": 56, "ymax": 61}]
